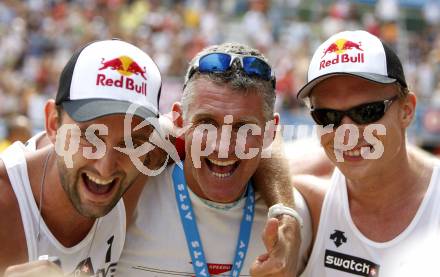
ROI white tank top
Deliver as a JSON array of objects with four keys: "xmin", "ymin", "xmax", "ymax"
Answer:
[
  {"xmin": 301, "ymin": 165, "xmax": 440, "ymax": 277},
  {"xmin": 117, "ymin": 165, "xmax": 312, "ymax": 276},
  {"xmin": 1, "ymin": 140, "xmax": 126, "ymax": 276}
]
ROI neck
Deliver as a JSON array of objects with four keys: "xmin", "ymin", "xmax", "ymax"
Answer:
[
  {"xmin": 183, "ymin": 160, "xmax": 208, "ymax": 200},
  {"xmin": 345, "ymin": 146, "xmax": 434, "ymax": 211},
  {"xmin": 28, "ymin": 146, "xmax": 95, "ymax": 247}
]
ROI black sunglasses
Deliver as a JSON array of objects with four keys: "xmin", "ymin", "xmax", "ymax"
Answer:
[{"xmin": 311, "ymin": 95, "xmax": 399, "ymax": 127}]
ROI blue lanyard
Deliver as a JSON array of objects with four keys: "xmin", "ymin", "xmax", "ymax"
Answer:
[{"xmin": 172, "ymin": 165, "xmax": 255, "ymax": 277}]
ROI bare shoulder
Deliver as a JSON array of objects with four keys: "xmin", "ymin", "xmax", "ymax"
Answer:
[
  {"xmin": 293, "ymin": 174, "xmax": 329, "ymax": 198},
  {"xmin": 0, "ymin": 158, "xmax": 17, "ymax": 215},
  {"xmin": 284, "ymin": 139, "xmax": 334, "ymax": 177},
  {"xmin": 292, "ymin": 174, "xmax": 330, "ymax": 240},
  {"xmin": 0, "ymin": 159, "xmax": 28, "ymax": 271}
]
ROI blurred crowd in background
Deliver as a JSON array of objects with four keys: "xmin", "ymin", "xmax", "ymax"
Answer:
[{"xmin": 1, "ymin": 0, "xmax": 440, "ymax": 153}]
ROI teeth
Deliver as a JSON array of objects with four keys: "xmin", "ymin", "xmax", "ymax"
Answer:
[
  {"xmin": 361, "ymin": 146, "xmax": 371, "ymax": 158},
  {"xmin": 212, "ymin": 172, "xmax": 231, "ymax": 178},
  {"xmin": 208, "ymin": 158, "xmax": 237, "ymax": 167},
  {"xmin": 85, "ymin": 173, "xmax": 114, "ymax": 185},
  {"xmin": 344, "ymin": 149, "xmax": 361, "ymax": 157}
]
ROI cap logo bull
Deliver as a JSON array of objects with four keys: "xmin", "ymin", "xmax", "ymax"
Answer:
[
  {"xmin": 319, "ymin": 38, "xmax": 364, "ymax": 70},
  {"xmin": 321, "ymin": 39, "xmax": 363, "ymax": 58},
  {"xmin": 99, "ymin": 56, "xmax": 147, "ymax": 80},
  {"xmin": 96, "ymin": 55, "xmax": 148, "ymax": 96}
]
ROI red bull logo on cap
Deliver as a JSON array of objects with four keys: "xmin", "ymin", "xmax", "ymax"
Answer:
[
  {"xmin": 96, "ymin": 56, "xmax": 147, "ymax": 96},
  {"xmin": 319, "ymin": 38, "xmax": 364, "ymax": 70}
]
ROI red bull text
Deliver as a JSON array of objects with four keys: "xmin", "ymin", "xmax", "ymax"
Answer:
[
  {"xmin": 96, "ymin": 56, "xmax": 148, "ymax": 96},
  {"xmin": 319, "ymin": 39, "xmax": 364, "ymax": 70}
]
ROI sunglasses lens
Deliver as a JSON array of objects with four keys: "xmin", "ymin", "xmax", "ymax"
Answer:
[
  {"xmin": 349, "ymin": 102, "xmax": 386, "ymax": 124},
  {"xmin": 311, "ymin": 109, "xmax": 343, "ymax": 126},
  {"xmin": 242, "ymin": 57, "xmax": 272, "ymax": 80},
  {"xmin": 198, "ymin": 53, "xmax": 231, "ymax": 73}
]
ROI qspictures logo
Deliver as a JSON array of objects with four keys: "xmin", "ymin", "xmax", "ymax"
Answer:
[
  {"xmin": 325, "ymin": 250, "xmax": 380, "ymax": 277},
  {"xmin": 319, "ymin": 38, "xmax": 364, "ymax": 70},
  {"xmin": 96, "ymin": 56, "xmax": 148, "ymax": 95}
]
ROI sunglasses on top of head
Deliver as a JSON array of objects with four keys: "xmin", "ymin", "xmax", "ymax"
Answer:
[
  {"xmin": 310, "ymin": 95, "xmax": 399, "ymax": 127},
  {"xmin": 184, "ymin": 52, "xmax": 276, "ymax": 88}
]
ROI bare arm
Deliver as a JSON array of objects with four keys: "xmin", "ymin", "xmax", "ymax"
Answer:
[
  {"xmin": 252, "ymin": 136, "xmax": 294, "ymax": 207},
  {"xmin": 250, "ymin": 137, "xmax": 302, "ymax": 276},
  {"xmin": 292, "ymin": 174, "xmax": 328, "ymax": 242},
  {"xmin": 0, "ymin": 160, "xmax": 28, "ymax": 273}
]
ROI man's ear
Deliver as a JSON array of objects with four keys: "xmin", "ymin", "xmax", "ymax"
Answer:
[
  {"xmin": 270, "ymin": 113, "xmax": 280, "ymax": 142},
  {"xmin": 170, "ymin": 102, "xmax": 186, "ymax": 159},
  {"xmin": 400, "ymin": 92, "xmax": 416, "ymax": 128},
  {"xmin": 45, "ymin": 99, "xmax": 60, "ymax": 145},
  {"xmin": 171, "ymin": 102, "xmax": 184, "ymax": 129},
  {"xmin": 262, "ymin": 113, "xmax": 280, "ymax": 152}
]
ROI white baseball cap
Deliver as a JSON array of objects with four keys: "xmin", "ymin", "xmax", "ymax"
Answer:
[
  {"xmin": 297, "ymin": 30, "xmax": 407, "ymax": 102},
  {"xmin": 56, "ymin": 39, "xmax": 162, "ymax": 122}
]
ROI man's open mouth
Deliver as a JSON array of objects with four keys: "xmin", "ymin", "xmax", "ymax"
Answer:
[
  {"xmin": 334, "ymin": 144, "xmax": 374, "ymax": 159},
  {"xmin": 205, "ymin": 158, "xmax": 240, "ymax": 178},
  {"xmin": 81, "ymin": 172, "xmax": 118, "ymax": 195}
]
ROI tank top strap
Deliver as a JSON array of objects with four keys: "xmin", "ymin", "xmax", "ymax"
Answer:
[{"xmin": 1, "ymin": 142, "xmax": 38, "ymax": 260}]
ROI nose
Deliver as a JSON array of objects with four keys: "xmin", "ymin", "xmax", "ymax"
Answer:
[
  {"xmin": 93, "ymin": 146, "xmax": 119, "ymax": 178},
  {"xmin": 338, "ymin": 116, "xmax": 359, "ymax": 145},
  {"xmin": 211, "ymin": 126, "xmax": 235, "ymax": 159},
  {"xmin": 340, "ymin": 114, "xmax": 355, "ymax": 125}
]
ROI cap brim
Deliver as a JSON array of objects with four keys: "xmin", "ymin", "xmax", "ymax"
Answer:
[
  {"xmin": 297, "ymin": 72, "xmax": 397, "ymax": 101},
  {"xmin": 62, "ymin": 99, "xmax": 158, "ymax": 122}
]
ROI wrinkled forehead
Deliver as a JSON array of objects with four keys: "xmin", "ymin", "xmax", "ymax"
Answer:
[
  {"xmin": 192, "ymin": 77, "xmax": 264, "ymax": 100},
  {"xmin": 187, "ymin": 81, "xmax": 266, "ymax": 121}
]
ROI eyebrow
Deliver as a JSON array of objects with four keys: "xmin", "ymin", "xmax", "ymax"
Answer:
[
  {"xmin": 130, "ymin": 133, "xmax": 150, "ymax": 142},
  {"xmin": 77, "ymin": 125, "xmax": 151, "ymax": 142},
  {"xmin": 190, "ymin": 113, "xmax": 216, "ymax": 122},
  {"xmin": 78, "ymin": 127, "xmax": 90, "ymax": 136},
  {"xmin": 78, "ymin": 126, "xmax": 105, "ymax": 135},
  {"xmin": 191, "ymin": 113, "xmax": 260, "ymax": 125},
  {"xmin": 233, "ymin": 117, "xmax": 260, "ymax": 125}
]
